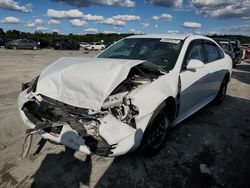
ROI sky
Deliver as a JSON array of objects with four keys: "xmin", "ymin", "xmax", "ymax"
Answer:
[{"xmin": 0, "ymin": 0, "xmax": 249, "ymax": 36}]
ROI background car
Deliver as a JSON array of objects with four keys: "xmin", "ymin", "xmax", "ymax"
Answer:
[
  {"xmin": 213, "ymin": 38, "xmax": 239, "ymax": 67},
  {"xmin": 5, "ymin": 39, "xmax": 38, "ymax": 50},
  {"xmin": 0, "ymin": 37, "xmax": 11, "ymax": 47},
  {"xmin": 241, "ymin": 44, "xmax": 250, "ymax": 59},
  {"xmin": 80, "ymin": 42, "xmax": 89, "ymax": 49},
  {"xmin": 50, "ymin": 39, "xmax": 80, "ymax": 50},
  {"xmin": 85, "ymin": 42, "xmax": 105, "ymax": 50},
  {"xmin": 230, "ymin": 40, "xmax": 243, "ymax": 63}
]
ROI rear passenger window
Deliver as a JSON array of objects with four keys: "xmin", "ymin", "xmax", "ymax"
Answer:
[{"xmin": 204, "ymin": 43, "xmax": 221, "ymax": 62}]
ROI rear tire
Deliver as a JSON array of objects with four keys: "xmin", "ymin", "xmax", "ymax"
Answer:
[
  {"xmin": 213, "ymin": 77, "xmax": 228, "ymax": 104},
  {"xmin": 140, "ymin": 104, "xmax": 170, "ymax": 156}
]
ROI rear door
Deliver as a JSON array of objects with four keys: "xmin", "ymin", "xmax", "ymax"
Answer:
[
  {"xmin": 203, "ymin": 40, "xmax": 227, "ymax": 95},
  {"xmin": 178, "ymin": 40, "xmax": 211, "ymax": 118}
]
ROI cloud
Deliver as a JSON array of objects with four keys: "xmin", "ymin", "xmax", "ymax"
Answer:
[
  {"xmin": 146, "ymin": 0, "xmax": 183, "ymax": 8},
  {"xmin": 51, "ymin": 0, "xmax": 135, "ymax": 7},
  {"xmin": 47, "ymin": 9, "xmax": 83, "ymax": 19},
  {"xmin": 112, "ymin": 15, "xmax": 140, "ymax": 21},
  {"xmin": 0, "ymin": 0, "xmax": 32, "ymax": 13},
  {"xmin": 1, "ymin": 16, "xmax": 20, "ymax": 24},
  {"xmin": 103, "ymin": 30, "xmax": 120, "ymax": 34},
  {"xmin": 84, "ymin": 28, "xmax": 98, "ymax": 33},
  {"xmin": 52, "ymin": 29, "xmax": 59, "ymax": 33},
  {"xmin": 208, "ymin": 31, "xmax": 220, "ymax": 35},
  {"xmin": 194, "ymin": 30, "xmax": 202, "ymax": 35},
  {"xmin": 141, "ymin": 22, "xmax": 150, "ymax": 28},
  {"xmin": 83, "ymin": 14, "xmax": 104, "ymax": 21},
  {"xmin": 27, "ymin": 18, "xmax": 43, "ymax": 27},
  {"xmin": 222, "ymin": 24, "xmax": 250, "ymax": 34},
  {"xmin": 129, "ymin": 28, "xmax": 141, "ymax": 34},
  {"xmin": 183, "ymin": 21, "xmax": 202, "ymax": 28},
  {"xmin": 152, "ymin": 13, "xmax": 172, "ymax": 21},
  {"xmin": 70, "ymin": 19, "xmax": 86, "ymax": 27},
  {"xmin": 168, "ymin": 30, "xmax": 179, "ymax": 34},
  {"xmin": 99, "ymin": 18, "xmax": 126, "ymax": 26},
  {"xmin": 35, "ymin": 26, "xmax": 48, "ymax": 31},
  {"xmin": 189, "ymin": 0, "xmax": 250, "ymax": 20},
  {"xmin": 48, "ymin": 19, "xmax": 60, "ymax": 24}
]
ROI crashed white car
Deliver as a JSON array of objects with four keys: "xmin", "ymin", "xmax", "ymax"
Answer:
[{"xmin": 18, "ymin": 34, "xmax": 232, "ymax": 157}]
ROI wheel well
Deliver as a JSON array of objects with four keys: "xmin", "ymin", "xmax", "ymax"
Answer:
[
  {"xmin": 163, "ymin": 97, "xmax": 176, "ymax": 123},
  {"xmin": 224, "ymin": 72, "xmax": 230, "ymax": 82}
]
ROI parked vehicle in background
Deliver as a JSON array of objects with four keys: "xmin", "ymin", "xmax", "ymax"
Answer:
[
  {"xmin": 36, "ymin": 39, "xmax": 51, "ymax": 49},
  {"xmin": 85, "ymin": 42, "xmax": 105, "ymax": 50},
  {"xmin": 241, "ymin": 44, "xmax": 250, "ymax": 59},
  {"xmin": 80, "ymin": 42, "xmax": 89, "ymax": 49},
  {"xmin": 5, "ymin": 39, "xmax": 38, "ymax": 50},
  {"xmin": 18, "ymin": 34, "xmax": 232, "ymax": 157},
  {"xmin": 230, "ymin": 40, "xmax": 243, "ymax": 63},
  {"xmin": 0, "ymin": 37, "xmax": 11, "ymax": 47},
  {"xmin": 50, "ymin": 39, "xmax": 80, "ymax": 50},
  {"xmin": 213, "ymin": 38, "xmax": 239, "ymax": 67}
]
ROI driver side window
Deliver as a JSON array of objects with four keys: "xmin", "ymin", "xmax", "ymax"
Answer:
[{"xmin": 183, "ymin": 43, "xmax": 204, "ymax": 68}]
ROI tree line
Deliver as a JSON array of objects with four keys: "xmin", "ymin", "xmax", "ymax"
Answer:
[
  {"xmin": 0, "ymin": 28, "xmax": 250, "ymax": 44},
  {"xmin": 0, "ymin": 28, "xmax": 131, "ymax": 43}
]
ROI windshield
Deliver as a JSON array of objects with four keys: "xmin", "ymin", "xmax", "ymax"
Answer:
[{"xmin": 97, "ymin": 38, "xmax": 183, "ymax": 71}]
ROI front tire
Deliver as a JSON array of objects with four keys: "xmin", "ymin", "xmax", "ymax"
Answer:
[
  {"xmin": 214, "ymin": 77, "xmax": 228, "ymax": 104},
  {"xmin": 140, "ymin": 105, "xmax": 170, "ymax": 156}
]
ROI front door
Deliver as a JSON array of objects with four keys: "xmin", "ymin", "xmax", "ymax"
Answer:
[{"xmin": 178, "ymin": 40, "xmax": 210, "ymax": 119}]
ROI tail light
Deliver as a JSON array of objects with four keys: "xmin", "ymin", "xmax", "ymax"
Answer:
[{"xmin": 22, "ymin": 83, "xmax": 30, "ymax": 91}]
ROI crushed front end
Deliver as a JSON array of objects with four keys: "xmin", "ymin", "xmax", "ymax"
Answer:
[{"xmin": 18, "ymin": 58, "xmax": 164, "ymax": 157}]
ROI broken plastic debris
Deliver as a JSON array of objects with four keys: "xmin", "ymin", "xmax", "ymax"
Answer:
[{"xmin": 199, "ymin": 163, "xmax": 211, "ymax": 175}]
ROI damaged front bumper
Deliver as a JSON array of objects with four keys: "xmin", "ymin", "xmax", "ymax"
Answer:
[{"xmin": 18, "ymin": 90, "xmax": 138, "ymax": 157}]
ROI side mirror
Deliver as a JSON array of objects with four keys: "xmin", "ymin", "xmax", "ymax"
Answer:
[{"xmin": 186, "ymin": 59, "xmax": 205, "ymax": 70}]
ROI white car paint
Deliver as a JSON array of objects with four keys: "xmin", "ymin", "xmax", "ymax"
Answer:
[
  {"xmin": 18, "ymin": 34, "xmax": 232, "ymax": 157},
  {"xmin": 36, "ymin": 57, "xmax": 144, "ymax": 111}
]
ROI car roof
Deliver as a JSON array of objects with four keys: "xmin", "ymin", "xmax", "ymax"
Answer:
[{"xmin": 126, "ymin": 34, "xmax": 192, "ymax": 40}]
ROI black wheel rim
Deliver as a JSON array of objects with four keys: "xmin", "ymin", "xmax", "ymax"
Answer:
[{"xmin": 147, "ymin": 113, "xmax": 169, "ymax": 149}]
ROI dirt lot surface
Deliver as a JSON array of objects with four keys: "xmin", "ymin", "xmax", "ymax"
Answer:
[{"xmin": 0, "ymin": 48, "xmax": 249, "ymax": 188}]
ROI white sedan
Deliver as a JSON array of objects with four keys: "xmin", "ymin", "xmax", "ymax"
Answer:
[
  {"xmin": 18, "ymin": 34, "xmax": 232, "ymax": 157},
  {"xmin": 85, "ymin": 42, "xmax": 105, "ymax": 50}
]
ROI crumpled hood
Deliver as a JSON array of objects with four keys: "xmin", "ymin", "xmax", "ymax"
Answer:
[{"xmin": 36, "ymin": 57, "xmax": 145, "ymax": 111}]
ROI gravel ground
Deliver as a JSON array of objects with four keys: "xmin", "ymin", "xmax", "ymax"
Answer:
[{"xmin": 0, "ymin": 48, "xmax": 249, "ymax": 188}]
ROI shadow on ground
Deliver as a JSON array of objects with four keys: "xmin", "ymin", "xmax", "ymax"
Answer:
[{"xmin": 31, "ymin": 147, "xmax": 92, "ymax": 188}]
